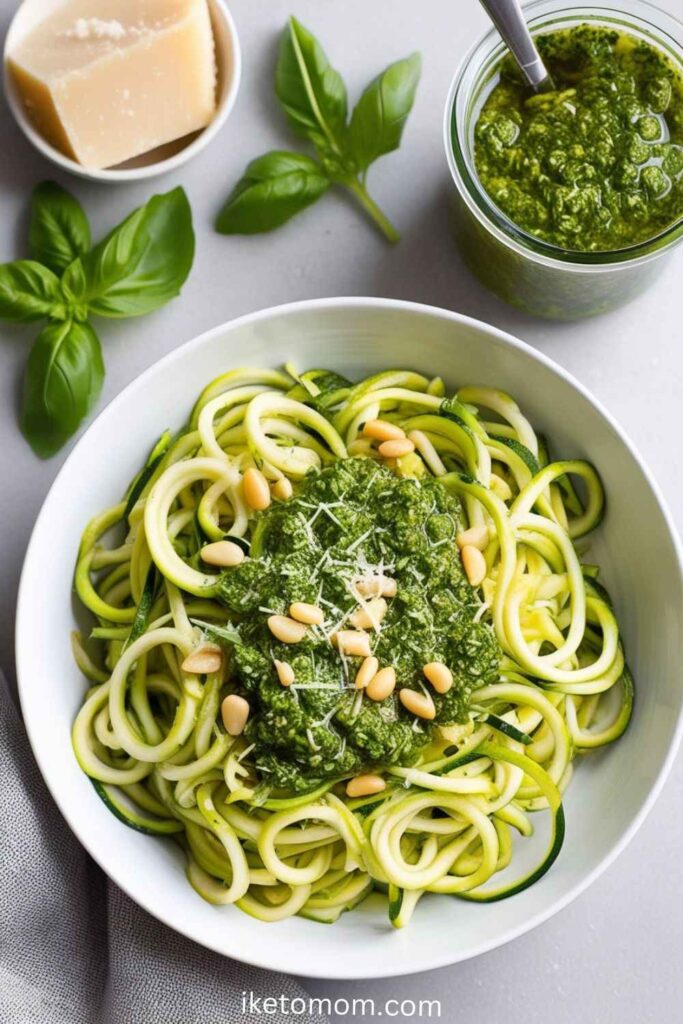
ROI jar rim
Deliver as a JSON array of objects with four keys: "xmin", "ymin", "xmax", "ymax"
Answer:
[{"xmin": 444, "ymin": 0, "xmax": 683, "ymax": 269}]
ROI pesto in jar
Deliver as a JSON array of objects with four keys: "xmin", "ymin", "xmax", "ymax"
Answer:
[
  {"xmin": 215, "ymin": 458, "xmax": 500, "ymax": 793},
  {"xmin": 474, "ymin": 25, "xmax": 683, "ymax": 251}
]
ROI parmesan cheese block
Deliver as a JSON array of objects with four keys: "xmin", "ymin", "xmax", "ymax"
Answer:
[{"xmin": 7, "ymin": 0, "xmax": 217, "ymax": 169}]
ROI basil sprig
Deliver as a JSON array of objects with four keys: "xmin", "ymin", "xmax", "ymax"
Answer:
[
  {"xmin": 216, "ymin": 17, "xmax": 421, "ymax": 243},
  {"xmin": 0, "ymin": 182, "xmax": 194, "ymax": 458}
]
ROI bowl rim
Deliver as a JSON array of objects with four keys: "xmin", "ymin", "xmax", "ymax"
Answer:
[
  {"xmin": 2, "ymin": 0, "xmax": 242, "ymax": 183},
  {"xmin": 15, "ymin": 296, "xmax": 683, "ymax": 978}
]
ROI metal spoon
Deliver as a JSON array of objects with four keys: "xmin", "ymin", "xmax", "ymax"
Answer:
[{"xmin": 478, "ymin": 0, "xmax": 554, "ymax": 93}]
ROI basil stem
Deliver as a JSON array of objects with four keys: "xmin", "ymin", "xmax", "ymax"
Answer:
[{"xmin": 344, "ymin": 179, "xmax": 400, "ymax": 244}]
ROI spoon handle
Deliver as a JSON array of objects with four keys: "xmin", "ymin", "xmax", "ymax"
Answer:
[{"xmin": 478, "ymin": 0, "xmax": 552, "ymax": 91}]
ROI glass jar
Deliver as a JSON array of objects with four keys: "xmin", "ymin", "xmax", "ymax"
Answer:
[{"xmin": 444, "ymin": 0, "xmax": 683, "ymax": 319}]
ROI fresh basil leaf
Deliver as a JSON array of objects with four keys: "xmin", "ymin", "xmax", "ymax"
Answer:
[
  {"xmin": 21, "ymin": 319, "xmax": 104, "ymax": 458},
  {"xmin": 62, "ymin": 186, "xmax": 194, "ymax": 318},
  {"xmin": 29, "ymin": 181, "xmax": 91, "ymax": 274},
  {"xmin": 348, "ymin": 53, "xmax": 421, "ymax": 172},
  {"xmin": 0, "ymin": 261, "xmax": 66, "ymax": 323},
  {"xmin": 275, "ymin": 16, "xmax": 348, "ymax": 156},
  {"xmin": 216, "ymin": 151, "xmax": 330, "ymax": 234}
]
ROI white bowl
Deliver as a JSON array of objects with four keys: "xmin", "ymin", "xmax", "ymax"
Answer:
[
  {"xmin": 3, "ymin": 0, "xmax": 241, "ymax": 182},
  {"xmin": 16, "ymin": 298, "xmax": 683, "ymax": 978}
]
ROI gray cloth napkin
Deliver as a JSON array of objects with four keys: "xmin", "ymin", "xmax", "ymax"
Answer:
[{"xmin": 0, "ymin": 669, "xmax": 327, "ymax": 1024}]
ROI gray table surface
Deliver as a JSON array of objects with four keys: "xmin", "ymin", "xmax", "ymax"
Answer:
[{"xmin": 1, "ymin": 0, "xmax": 682, "ymax": 1020}]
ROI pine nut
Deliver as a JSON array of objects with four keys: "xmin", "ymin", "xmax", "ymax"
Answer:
[
  {"xmin": 243, "ymin": 467, "xmax": 271, "ymax": 511},
  {"xmin": 354, "ymin": 656, "xmax": 379, "ymax": 690},
  {"xmin": 378, "ymin": 438, "xmax": 415, "ymax": 459},
  {"xmin": 332, "ymin": 631, "xmax": 372, "ymax": 658},
  {"xmin": 362, "ymin": 419, "xmax": 406, "ymax": 442},
  {"xmin": 366, "ymin": 666, "xmax": 396, "ymax": 702},
  {"xmin": 274, "ymin": 660, "xmax": 295, "ymax": 686},
  {"xmin": 181, "ymin": 644, "xmax": 222, "ymax": 675},
  {"xmin": 461, "ymin": 545, "xmax": 487, "ymax": 587},
  {"xmin": 456, "ymin": 524, "xmax": 489, "ymax": 551},
  {"xmin": 221, "ymin": 694, "xmax": 250, "ymax": 736},
  {"xmin": 346, "ymin": 773, "xmax": 386, "ymax": 798},
  {"xmin": 356, "ymin": 575, "xmax": 397, "ymax": 599},
  {"xmin": 200, "ymin": 540, "xmax": 246, "ymax": 568},
  {"xmin": 289, "ymin": 601, "xmax": 324, "ymax": 626},
  {"xmin": 349, "ymin": 598, "xmax": 387, "ymax": 630},
  {"xmin": 272, "ymin": 477, "xmax": 293, "ymax": 501},
  {"xmin": 399, "ymin": 688, "xmax": 436, "ymax": 720},
  {"xmin": 423, "ymin": 662, "xmax": 453, "ymax": 694},
  {"xmin": 268, "ymin": 615, "xmax": 308, "ymax": 644}
]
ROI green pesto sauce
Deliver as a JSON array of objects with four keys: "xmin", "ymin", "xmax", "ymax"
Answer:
[
  {"xmin": 474, "ymin": 25, "xmax": 683, "ymax": 251},
  {"xmin": 216, "ymin": 458, "xmax": 500, "ymax": 793}
]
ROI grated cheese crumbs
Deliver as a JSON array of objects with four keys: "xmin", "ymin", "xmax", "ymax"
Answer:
[{"xmin": 64, "ymin": 17, "xmax": 128, "ymax": 41}]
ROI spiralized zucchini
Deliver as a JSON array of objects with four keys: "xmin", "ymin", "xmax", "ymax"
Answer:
[{"xmin": 71, "ymin": 366, "xmax": 632, "ymax": 927}]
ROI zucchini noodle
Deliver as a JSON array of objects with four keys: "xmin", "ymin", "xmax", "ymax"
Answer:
[{"xmin": 71, "ymin": 366, "xmax": 632, "ymax": 927}]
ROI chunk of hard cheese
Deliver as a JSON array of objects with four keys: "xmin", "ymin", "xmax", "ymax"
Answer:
[{"xmin": 7, "ymin": 0, "xmax": 217, "ymax": 169}]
